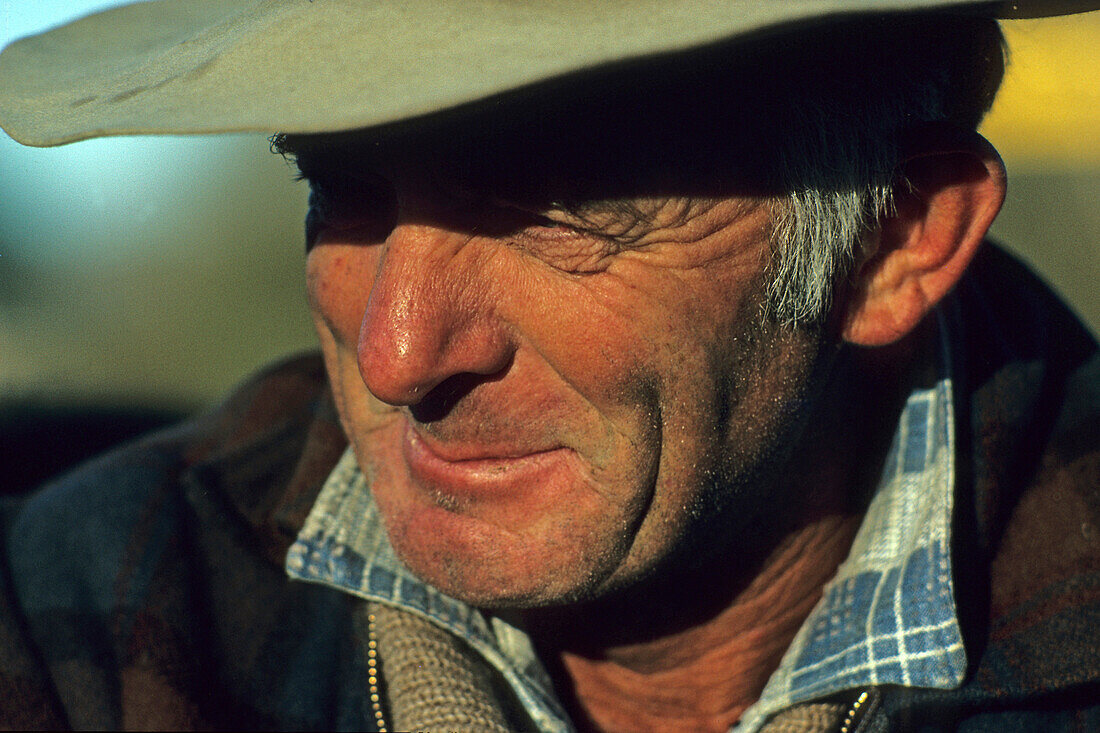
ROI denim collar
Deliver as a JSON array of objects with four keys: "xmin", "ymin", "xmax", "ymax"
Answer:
[{"xmin": 287, "ymin": 320, "xmax": 964, "ymax": 733}]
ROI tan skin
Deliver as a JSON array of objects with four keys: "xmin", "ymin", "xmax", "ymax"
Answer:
[
  {"xmin": 520, "ymin": 320, "xmax": 933, "ymax": 731},
  {"xmin": 553, "ymin": 517, "xmax": 864, "ymax": 730},
  {"xmin": 298, "ymin": 125, "xmax": 1005, "ymax": 730}
]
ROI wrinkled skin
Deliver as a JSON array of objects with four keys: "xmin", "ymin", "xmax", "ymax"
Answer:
[
  {"xmin": 286, "ymin": 20, "xmax": 1008, "ymax": 728},
  {"xmin": 303, "ymin": 149, "xmax": 829, "ymax": 608}
]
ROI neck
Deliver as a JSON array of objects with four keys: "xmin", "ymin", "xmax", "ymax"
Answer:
[
  {"xmin": 520, "ymin": 340, "xmax": 920, "ymax": 733},
  {"xmin": 528, "ymin": 513, "xmax": 862, "ymax": 733}
]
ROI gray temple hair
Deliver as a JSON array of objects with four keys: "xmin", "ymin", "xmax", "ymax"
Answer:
[
  {"xmin": 762, "ymin": 16, "xmax": 1005, "ymax": 326},
  {"xmin": 765, "ymin": 105, "xmax": 914, "ymax": 326}
]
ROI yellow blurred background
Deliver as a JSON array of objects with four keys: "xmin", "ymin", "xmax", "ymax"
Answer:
[
  {"xmin": 0, "ymin": 11, "xmax": 1097, "ymax": 419},
  {"xmin": 982, "ymin": 13, "xmax": 1100, "ymax": 167},
  {"xmin": 980, "ymin": 13, "xmax": 1100, "ymax": 364}
]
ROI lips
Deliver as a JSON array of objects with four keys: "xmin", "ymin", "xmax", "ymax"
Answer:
[{"xmin": 401, "ymin": 420, "xmax": 572, "ymax": 502}]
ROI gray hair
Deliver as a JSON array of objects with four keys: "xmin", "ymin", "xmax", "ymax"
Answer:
[
  {"xmin": 765, "ymin": 104, "xmax": 914, "ymax": 326},
  {"xmin": 273, "ymin": 15, "xmax": 1005, "ymax": 330},
  {"xmin": 762, "ymin": 15, "xmax": 1006, "ymax": 326}
]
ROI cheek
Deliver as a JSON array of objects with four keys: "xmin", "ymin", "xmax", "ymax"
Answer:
[
  {"xmin": 306, "ymin": 243, "xmax": 380, "ymax": 346},
  {"xmin": 515, "ymin": 254, "xmax": 761, "ymax": 411},
  {"xmin": 307, "ymin": 243, "xmax": 402, "ymax": 439}
]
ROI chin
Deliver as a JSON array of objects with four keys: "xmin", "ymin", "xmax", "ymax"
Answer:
[
  {"xmin": 354, "ymin": 418, "xmax": 656, "ymax": 607},
  {"xmin": 373, "ymin": 482, "xmax": 641, "ymax": 608}
]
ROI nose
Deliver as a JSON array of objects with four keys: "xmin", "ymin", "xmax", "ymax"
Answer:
[{"xmin": 357, "ymin": 222, "xmax": 514, "ymax": 406}]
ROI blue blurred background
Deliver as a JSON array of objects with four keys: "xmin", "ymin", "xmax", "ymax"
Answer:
[{"xmin": 1, "ymin": 3, "xmax": 315, "ymax": 411}]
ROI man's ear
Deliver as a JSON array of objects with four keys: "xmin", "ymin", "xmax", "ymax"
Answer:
[{"xmin": 841, "ymin": 125, "xmax": 1007, "ymax": 346}]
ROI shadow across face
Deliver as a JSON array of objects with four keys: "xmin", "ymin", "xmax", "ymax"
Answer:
[{"xmin": 276, "ymin": 10, "xmax": 1002, "ymax": 228}]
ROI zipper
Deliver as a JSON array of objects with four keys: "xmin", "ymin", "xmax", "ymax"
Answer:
[
  {"xmin": 367, "ymin": 612, "xmax": 388, "ymax": 732},
  {"xmin": 838, "ymin": 688, "xmax": 879, "ymax": 733}
]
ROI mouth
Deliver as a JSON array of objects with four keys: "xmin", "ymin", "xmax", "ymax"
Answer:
[{"xmin": 401, "ymin": 421, "xmax": 572, "ymax": 503}]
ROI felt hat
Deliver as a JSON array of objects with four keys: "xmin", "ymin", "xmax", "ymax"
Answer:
[{"xmin": 1, "ymin": 0, "xmax": 1098, "ymax": 147}]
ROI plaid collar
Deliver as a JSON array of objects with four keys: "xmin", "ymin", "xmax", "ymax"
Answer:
[
  {"xmin": 737, "ymin": 360, "xmax": 964, "ymax": 730},
  {"xmin": 286, "ymin": 322, "xmax": 964, "ymax": 733}
]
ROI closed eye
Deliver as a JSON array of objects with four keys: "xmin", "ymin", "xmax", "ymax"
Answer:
[{"xmin": 302, "ymin": 172, "xmax": 397, "ymax": 249}]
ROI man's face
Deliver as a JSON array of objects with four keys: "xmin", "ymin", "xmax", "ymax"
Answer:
[{"xmin": 299, "ymin": 129, "xmax": 826, "ymax": 608}]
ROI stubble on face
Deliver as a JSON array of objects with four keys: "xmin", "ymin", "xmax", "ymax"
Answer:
[{"xmin": 307, "ymin": 181, "xmax": 831, "ymax": 609}]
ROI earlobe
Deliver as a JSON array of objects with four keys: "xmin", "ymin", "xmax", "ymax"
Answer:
[{"xmin": 841, "ymin": 126, "xmax": 1007, "ymax": 346}]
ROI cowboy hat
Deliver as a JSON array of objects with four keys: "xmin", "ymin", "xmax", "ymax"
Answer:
[{"xmin": 1, "ymin": 0, "xmax": 1098, "ymax": 147}]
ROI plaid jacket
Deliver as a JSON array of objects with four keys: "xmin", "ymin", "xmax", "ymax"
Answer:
[{"xmin": 1, "ymin": 244, "xmax": 1097, "ymax": 731}]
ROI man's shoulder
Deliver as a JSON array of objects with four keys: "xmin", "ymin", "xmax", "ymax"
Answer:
[
  {"xmin": 902, "ymin": 243, "xmax": 1100, "ymax": 725},
  {"xmin": 1, "ymin": 352, "xmax": 358, "ymax": 730},
  {"xmin": 10, "ymin": 351, "xmax": 339, "ymax": 566},
  {"xmin": 952, "ymin": 243, "xmax": 1099, "ymax": 543},
  {"xmin": 954, "ymin": 242, "xmax": 1096, "ymax": 373}
]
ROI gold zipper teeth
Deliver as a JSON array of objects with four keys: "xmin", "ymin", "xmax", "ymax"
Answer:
[
  {"xmin": 839, "ymin": 690, "xmax": 869, "ymax": 733},
  {"xmin": 367, "ymin": 613, "xmax": 388, "ymax": 732}
]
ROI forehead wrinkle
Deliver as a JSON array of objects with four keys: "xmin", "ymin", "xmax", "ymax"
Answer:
[
  {"xmin": 542, "ymin": 197, "xmax": 694, "ymax": 245},
  {"xmin": 590, "ymin": 196, "xmax": 767, "ymax": 250}
]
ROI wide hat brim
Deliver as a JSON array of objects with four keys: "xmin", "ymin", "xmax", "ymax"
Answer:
[{"xmin": 1, "ymin": 0, "xmax": 1098, "ymax": 147}]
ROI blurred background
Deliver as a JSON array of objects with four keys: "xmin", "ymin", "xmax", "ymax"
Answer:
[{"xmin": 1, "ymin": 4, "xmax": 1098, "ymax": 492}]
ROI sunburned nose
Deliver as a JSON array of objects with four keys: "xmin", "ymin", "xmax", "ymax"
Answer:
[{"xmin": 356, "ymin": 225, "xmax": 513, "ymax": 406}]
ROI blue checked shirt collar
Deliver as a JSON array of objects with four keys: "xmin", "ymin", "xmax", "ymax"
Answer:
[
  {"xmin": 737, "ymin": 355, "xmax": 965, "ymax": 730},
  {"xmin": 287, "ymin": 322, "xmax": 965, "ymax": 733}
]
